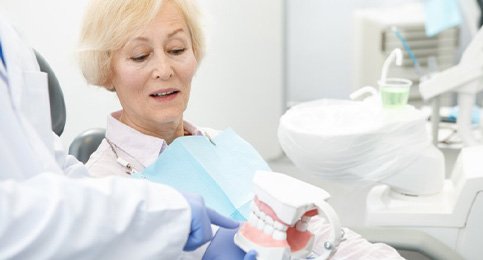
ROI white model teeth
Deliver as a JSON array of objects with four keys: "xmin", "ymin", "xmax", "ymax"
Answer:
[
  {"xmin": 253, "ymin": 204, "xmax": 261, "ymax": 217},
  {"xmin": 249, "ymin": 205, "xmax": 289, "ymax": 241},
  {"xmin": 274, "ymin": 221, "xmax": 287, "ymax": 231},
  {"xmin": 295, "ymin": 220, "xmax": 308, "ymax": 232},
  {"xmin": 265, "ymin": 216, "xmax": 274, "ymax": 226},
  {"xmin": 295, "ymin": 215, "xmax": 311, "ymax": 231},
  {"xmin": 259, "ymin": 211, "xmax": 267, "ymax": 221},
  {"xmin": 256, "ymin": 218, "xmax": 265, "ymax": 230},
  {"xmin": 249, "ymin": 212, "xmax": 258, "ymax": 226},
  {"xmin": 273, "ymin": 230, "xmax": 287, "ymax": 240},
  {"xmin": 302, "ymin": 216, "xmax": 311, "ymax": 222},
  {"xmin": 263, "ymin": 224, "xmax": 274, "ymax": 235}
]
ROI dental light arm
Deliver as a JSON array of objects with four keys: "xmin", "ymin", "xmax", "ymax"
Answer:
[
  {"xmin": 420, "ymin": 26, "xmax": 483, "ymax": 99},
  {"xmin": 419, "ymin": 26, "xmax": 483, "ymax": 145},
  {"xmin": 234, "ymin": 171, "xmax": 343, "ymax": 260}
]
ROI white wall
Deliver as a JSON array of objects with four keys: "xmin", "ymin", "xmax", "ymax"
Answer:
[
  {"xmin": 0, "ymin": 0, "xmax": 284, "ymax": 160},
  {"xmin": 286, "ymin": 0, "xmax": 420, "ymax": 103},
  {"xmin": 0, "ymin": 0, "xmax": 121, "ymax": 151},
  {"xmin": 188, "ymin": 0, "xmax": 284, "ymax": 159},
  {"xmin": 286, "ymin": 0, "xmax": 476, "ymax": 105}
]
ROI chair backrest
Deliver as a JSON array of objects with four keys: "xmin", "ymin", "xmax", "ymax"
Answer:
[
  {"xmin": 35, "ymin": 50, "xmax": 66, "ymax": 136},
  {"xmin": 34, "ymin": 50, "xmax": 103, "ymax": 163},
  {"xmin": 68, "ymin": 128, "xmax": 106, "ymax": 163}
]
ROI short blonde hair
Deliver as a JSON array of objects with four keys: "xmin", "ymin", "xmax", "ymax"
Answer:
[{"xmin": 78, "ymin": 0, "xmax": 204, "ymax": 89}]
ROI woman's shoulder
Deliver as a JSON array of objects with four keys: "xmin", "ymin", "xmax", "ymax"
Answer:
[{"xmin": 85, "ymin": 140, "xmax": 127, "ymax": 178}]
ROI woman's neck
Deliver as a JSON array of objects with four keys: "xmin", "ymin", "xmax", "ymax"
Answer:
[{"xmin": 118, "ymin": 111, "xmax": 185, "ymax": 144}]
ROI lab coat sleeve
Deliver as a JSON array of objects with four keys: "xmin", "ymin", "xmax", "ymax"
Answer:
[
  {"xmin": 52, "ymin": 132, "xmax": 90, "ymax": 178},
  {"xmin": 0, "ymin": 172, "xmax": 192, "ymax": 259},
  {"xmin": 309, "ymin": 216, "xmax": 404, "ymax": 260}
]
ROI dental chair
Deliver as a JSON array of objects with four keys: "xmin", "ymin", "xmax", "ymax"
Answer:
[
  {"xmin": 35, "ymin": 50, "xmax": 65, "ymax": 136},
  {"xmin": 68, "ymin": 128, "xmax": 105, "ymax": 163},
  {"xmin": 37, "ymin": 49, "xmax": 105, "ymax": 163}
]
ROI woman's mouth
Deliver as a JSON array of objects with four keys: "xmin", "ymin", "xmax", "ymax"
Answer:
[{"xmin": 149, "ymin": 89, "xmax": 180, "ymax": 101}]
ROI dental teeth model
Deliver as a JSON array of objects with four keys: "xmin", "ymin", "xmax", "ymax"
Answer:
[{"xmin": 234, "ymin": 171, "xmax": 343, "ymax": 260}]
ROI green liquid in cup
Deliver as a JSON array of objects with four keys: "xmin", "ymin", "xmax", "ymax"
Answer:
[{"xmin": 380, "ymin": 87, "xmax": 409, "ymax": 108}]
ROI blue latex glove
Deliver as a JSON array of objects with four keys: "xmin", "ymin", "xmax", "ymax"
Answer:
[
  {"xmin": 183, "ymin": 193, "xmax": 240, "ymax": 251},
  {"xmin": 202, "ymin": 226, "xmax": 258, "ymax": 260}
]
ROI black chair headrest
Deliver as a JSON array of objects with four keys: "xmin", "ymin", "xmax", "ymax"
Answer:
[{"xmin": 35, "ymin": 50, "xmax": 66, "ymax": 136}]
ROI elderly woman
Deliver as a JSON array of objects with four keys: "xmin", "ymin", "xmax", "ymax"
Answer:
[
  {"xmin": 78, "ymin": 1, "xmax": 243, "ymax": 259},
  {"xmin": 79, "ymin": 0, "xmax": 208, "ymax": 178},
  {"xmin": 78, "ymin": 0, "xmax": 404, "ymax": 259}
]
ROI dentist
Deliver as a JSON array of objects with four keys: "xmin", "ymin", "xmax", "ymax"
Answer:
[{"xmin": 0, "ymin": 14, "xmax": 250, "ymax": 259}]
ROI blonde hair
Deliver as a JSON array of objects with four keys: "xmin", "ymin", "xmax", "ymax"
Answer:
[{"xmin": 78, "ymin": 0, "xmax": 204, "ymax": 89}]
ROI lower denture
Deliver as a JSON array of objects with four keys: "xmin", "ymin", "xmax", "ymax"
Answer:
[{"xmin": 245, "ymin": 197, "xmax": 314, "ymax": 252}]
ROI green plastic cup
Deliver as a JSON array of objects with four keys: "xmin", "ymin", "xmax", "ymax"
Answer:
[{"xmin": 378, "ymin": 78, "xmax": 412, "ymax": 108}]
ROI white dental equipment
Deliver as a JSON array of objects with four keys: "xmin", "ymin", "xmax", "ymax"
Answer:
[
  {"xmin": 234, "ymin": 171, "xmax": 343, "ymax": 260},
  {"xmin": 351, "ymin": 48, "xmax": 413, "ymax": 109},
  {"xmin": 379, "ymin": 48, "xmax": 403, "ymax": 85},
  {"xmin": 420, "ymin": 25, "xmax": 483, "ymax": 146},
  {"xmin": 279, "ymin": 99, "xmax": 444, "ymax": 196},
  {"xmin": 349, "ymin": 49, "xmax": 445, "ymax": 196},
  {"xmin": 278, "ymin": 33, "xmax": 483, "ymax": 259},
  {"xmin": 353, "ymin": 3, "xmax": 459, "ymax": 91}
]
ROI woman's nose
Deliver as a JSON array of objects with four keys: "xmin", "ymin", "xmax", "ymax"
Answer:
[{"xmin": 152, "ymin": 55, "xmax": 173, "ymax": 80}]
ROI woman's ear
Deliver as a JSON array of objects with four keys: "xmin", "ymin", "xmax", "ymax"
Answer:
[
  {"xmin": 106, "ymin": 84, "xmax": 116, "ymax": 92},
  {"xmin": 104, "ymin": 77, "xmax": 116, "ymax": 92}
]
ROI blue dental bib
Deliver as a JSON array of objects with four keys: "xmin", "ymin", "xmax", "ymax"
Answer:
[{"xmin": 133, "ymin": 128, "xmax": 271, "ymax": 220}]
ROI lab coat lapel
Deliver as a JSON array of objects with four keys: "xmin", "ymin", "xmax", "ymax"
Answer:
[
  {"xmin": 1, "ymin": 17, "xmax": 54, "ymax": 153},
  {"xmin": 0, "ymin": 17, "xmax": 61, "ymax": 178},
  {"xmin": 20, "ymin": 71, "xmax": 53, "ymax": 151},
  {"xmin": 0, "ymin": 76, "xmax": 42, "ymax": 179}
]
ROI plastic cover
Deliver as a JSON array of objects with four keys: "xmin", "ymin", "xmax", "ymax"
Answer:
[{"xmin": 278, "ymin": 99, "xmax": 431, "ymax": 181}]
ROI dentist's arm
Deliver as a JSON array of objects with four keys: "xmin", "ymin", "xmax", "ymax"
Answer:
[
  {"xmin": 182, "ymin": 192, "xmax": 240, "ymax": 251},
  {"xmin": 0, "ymin": 172, "xmax": 192, "ymax": 259}
]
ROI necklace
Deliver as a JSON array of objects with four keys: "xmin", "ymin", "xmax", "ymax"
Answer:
[
  {"xmin": 104, "ymin": 130, "xmax": 216, "ymax": 175},
  {"xmin": 105, "ymin": 137, "xmax": 139, "ymax": 175}
]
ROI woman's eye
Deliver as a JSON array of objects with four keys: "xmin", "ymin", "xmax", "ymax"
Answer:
[
  {"xmin": 130, "ymin": 55, "xmax": 148, "ymax": 62},
  {"xmin": 169, "ymin": 48, "xmax": 186, "ymax": 55}
]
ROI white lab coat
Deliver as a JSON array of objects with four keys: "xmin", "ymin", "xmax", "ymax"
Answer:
[{"xmin": 0, "ymin": 16, "xmax": 193, "ymax": 259}]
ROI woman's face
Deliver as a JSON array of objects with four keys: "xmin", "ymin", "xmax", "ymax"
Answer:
[{"xmin": 110, "ymin": 1, "xmax": 197, "ymax": 135}]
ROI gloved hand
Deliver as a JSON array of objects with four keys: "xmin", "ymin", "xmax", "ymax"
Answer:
[
  {"xmin": 202, "ymin": 226, "xmax": 258, "ymax": 260},
  {"xmin": 182, "ymin": 192, "xmax": 240, "ymax": 251}
]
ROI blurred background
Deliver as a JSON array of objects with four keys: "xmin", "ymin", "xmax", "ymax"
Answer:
[{"xmin": 0, "ymin": 0, "xmax": 479, "ymax": 160}]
